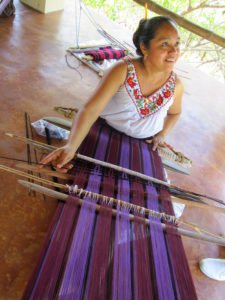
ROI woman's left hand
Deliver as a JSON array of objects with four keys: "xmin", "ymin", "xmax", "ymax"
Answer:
[{"xmin": 145, "ymin": 132, "xmax": 166, "ymax": 151}]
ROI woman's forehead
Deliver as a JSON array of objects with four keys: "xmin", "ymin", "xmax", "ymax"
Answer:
[{"xmin": 154, "ymin": 22, "xmax": 179, "ymax": 39}]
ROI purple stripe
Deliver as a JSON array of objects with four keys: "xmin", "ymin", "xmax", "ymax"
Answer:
[
  {"xmin": 130, "ymin": 139, "xmax": 153, "ymax": 300},
  {"xmin": 30, "ymin": 197, "xmax": 79, "ymax": 299},
  {"xmin": 21, "ymin": 203, "xmax": 64, "ymax": 299},
  {"xmin": 151, "ymin": 149, "xmax": 197, "ymax": 300},
  {"xmin": 84, "ymin": 130, "xmax": 118, "ymax": 299},
  {"xmin": 140, "ymin": 141, "xmax": 175, "ymax": 300},
  {"xmin": 112, "ymin": 134, "xmax": 132, "ymax": 300},
  {"xmin": 58, "ymin": 126, "xmax": 110, "ymax": 300}
]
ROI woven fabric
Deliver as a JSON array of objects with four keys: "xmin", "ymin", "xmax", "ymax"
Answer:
[
  {"xmin": 22, "ymin": 118, "xmax": 197, "ymax": 300},
  {"xmin": 0, "ymin": 0, "xmax": 15, "ymax": 16},
  {"xmin": 84, "ymin": 46, "xmax": 126, "ymax": 61}
]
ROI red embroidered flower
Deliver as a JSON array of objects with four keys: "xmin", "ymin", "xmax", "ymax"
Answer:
[
  {"xmin": 156, "ymin": 95, "xmax": 163, "ymax": 106},
  {"xmin": 140, "ymin": 107, "xmax": 149, "ymax": 115},
  {"xmin": 163, "ymin": 90, "xmax": 171, "ymax": 98},
  {"xmin": 127, "ymin": 76, "xmax": 136, "ymax": 88},
  {"xmin": 134, "ymin": 89, "xmax": 140, "ymax": 99}
]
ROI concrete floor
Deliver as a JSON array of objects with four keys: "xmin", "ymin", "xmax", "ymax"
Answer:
[{"xmin": 0, "ymin": 0, "xmax": 225, "ymax": 299}]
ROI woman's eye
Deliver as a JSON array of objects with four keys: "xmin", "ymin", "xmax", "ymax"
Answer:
[{"xmin": 162, "ymin": 42, "xmax": 168, "ymax": 47}]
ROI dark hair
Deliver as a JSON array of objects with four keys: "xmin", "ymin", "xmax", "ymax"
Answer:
[{"xmin": 133, "ymin": 16, "xmax": 177, "ymax": 56}]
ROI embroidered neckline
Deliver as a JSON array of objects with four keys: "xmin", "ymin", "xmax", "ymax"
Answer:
[{"xmin": 124, "ymin": 56, "xmax": 176, "ymax": 119}]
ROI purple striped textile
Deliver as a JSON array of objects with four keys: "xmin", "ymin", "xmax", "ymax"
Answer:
[{"xmin": 22, "ymin": 118, "xmax": 197, "ymax": 300}]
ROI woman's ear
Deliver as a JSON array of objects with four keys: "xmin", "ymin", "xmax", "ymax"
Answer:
[{"xmin": 140, "ymin": 42, "xmax": 148, "ymax": 56}]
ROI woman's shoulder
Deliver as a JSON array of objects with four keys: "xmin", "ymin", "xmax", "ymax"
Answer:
[
  {"xmin": 104, "ymin": 59, "xmax": 128, "ymax": 86},
  {"xmin": 174, "ymin": 74, "xmax": 184, "ymax": 92},
  {"xmin": 173, "ymin": 74, "xmax": 184, "ymax": 98}
]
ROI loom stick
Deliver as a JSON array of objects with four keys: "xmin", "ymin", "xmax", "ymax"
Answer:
[
  {"xmin": 5, "ymin": 131, "xmax": 190, "ymax": 177},
  {"xmin": 4, "ymin": 163, "xmax": 224, "ymax": 214},
  {"xmin": 0, "ymin": 165, "xmax": 65, "ymax": 190},
  {"xmin": 43, "ymin": 117, "xmax": 73, "ymax": 129},
  {"xmin": 3, "ymin": 133, "xmax": 170, "ymax": 186},
  {"xmin": 68, "ymin": 51, "xmax": 104, "ymax": 76},
  {"xmin": 32, "ymin": 118, "xmax": 191, "ymax": 175},
  {"xmin": 5, "ymin": 133, "xmax": 225, "ymax": 205},
  {"xmin": 0, "ymin": 163, "xmax": 223, "ymax": 241},
  {"xmin": 9, "ymin": 161, "xmax": 222, "ymax": 213},
  {"xmin": 17, "ymin": 180, "xmax": 225, "ymax": 247},
  {"xmin": 69, "ymin": 44, "xmax": 110, "ymax": 50},
  {"xmin": 13, "ymin": 160, "xmax": 197, "ymax": 204},
  {"xmin": 65, "ymin": 184, "xmax": 224, "ymax": 240},
  {"xmin": 5, "ymin": 133, "xmax": 55, "ymax": 151},
  {"xmin": 0, "ymin": 162, "xmax": 224, "ymax": 241},
  {"xmin": 42, "ymin": 116, "xmax": 192, "ymax": 169},
  {"xmin": 15, "ymin": 163, "xmax": 74, "ymax": 180}
]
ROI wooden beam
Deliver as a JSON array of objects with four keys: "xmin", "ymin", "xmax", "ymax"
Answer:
[
  {"xmin": 133, "ymin": 0, "xmax": 225, "ymax": 48},
  {"xmin": 18, "ymin": 180, "xmax": 225, "ymax": 246}
]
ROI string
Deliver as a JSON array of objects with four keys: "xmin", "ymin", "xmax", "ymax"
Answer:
[
  {"xmin": 65, "ymin": 52, "xmax": 83, "ymax": 79},
  {"xmin": 75, "ymin": 0, "xmax": 82, "ymax": 48}
]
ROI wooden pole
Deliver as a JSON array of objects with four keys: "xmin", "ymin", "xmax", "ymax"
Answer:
[
  {"xmin": 133, "ymin": 0, "xmax": 225, "ymax": 49},
  {"xmin": 5, "ymin": 132, "xmax": 224, "ymax": 205},
  {"xmin": 2, "ymin": 162, "xmax": 225, "ymax": 215},
  {"xmin": 18, "ymin": 180, "xmax": 225, "ymax": 247}
]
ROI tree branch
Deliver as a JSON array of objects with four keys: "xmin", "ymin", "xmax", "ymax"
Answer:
[
  {"xmin": 204, "ymin": 5, "xmax": 225, "ymax": 8},
  {"xmin": 181, "ymin": 0, "xmax": 208, "ymax": 16}
]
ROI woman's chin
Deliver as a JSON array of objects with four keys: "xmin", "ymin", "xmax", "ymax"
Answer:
[{"xmin": 164, "ymin": 62, "xmax": 175, "ymax": 72}]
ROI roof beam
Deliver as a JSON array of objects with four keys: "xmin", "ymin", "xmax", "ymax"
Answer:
[{"xmin": 133, "ymin": 0, "xmax": 225, "ymax": 48}]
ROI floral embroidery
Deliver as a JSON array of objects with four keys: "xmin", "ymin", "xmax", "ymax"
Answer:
[{"xmin": 124, "ymin": 57, "xmax": 176, "ymax": 119}]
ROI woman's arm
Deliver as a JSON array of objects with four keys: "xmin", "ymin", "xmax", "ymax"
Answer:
[
  {"xmin": 39, "ymin": 61, "xmax": 127, "ymax": 169},
  {"xmin": 146, "ymin": 77, "xmax": 184, "ymax": 151}
]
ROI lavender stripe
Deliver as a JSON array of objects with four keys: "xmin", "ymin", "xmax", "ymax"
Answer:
[
  {"xmin": 112, "ymin": 134, "xmax": 131, "ymax": 300},
  {"xmin": 141, "ymin": 141, "xmax": 175, "ymax": 300},
  {"xmin": 58, "ymin": 126, "xmax": 110, "ymax": 300}
]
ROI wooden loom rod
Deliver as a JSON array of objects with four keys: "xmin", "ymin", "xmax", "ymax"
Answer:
[
  {"xmin": 2, "ymin": 133, "xmax": 194, "ymax": 187},
  {"xmin": 133, "ymin": 0, "xmax": 225, "ymax": 49},
  {"xmin": 6, "ymin": 132, "xmax": 225, "ymax": 205},
  {"xmin": 0, "ymin": 164, "xmax": 223, "ymax": 240},
  {"xmin": 14, "ymin": 161, "xmax": 225, "ymax": 215},
  {"xmin": 15, "ymin": 162, "xmax": 75, "ymax": 181},
  {"xmin": 18, "ymin": 180, "xmax": 225, "ymax": 247},
  {"xmin": 42, "ymin": 115, "xmax": 192, "ymax": 167},
  {"xmin": 4, "ymin": 133, "xmax": 171, "ymax": 186},
  {"xmin": 13, "ymin": 161, "xmax": 225, "ymax": 214},
  {"xmin": 5, "ymin": 133, "xmax": 56, "ymax": 150}
]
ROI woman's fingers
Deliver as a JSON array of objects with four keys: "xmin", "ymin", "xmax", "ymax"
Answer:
[
  {"xmin": 145, "ymin": 139, "xmax": 152, "ymax": 144},
  {"xmin": 55, "ymin": 163, "xmax": 74, "ymax": 174},
  {"xmin": 152, "ymin": 140, "xmax": 159, "ymax": 151},
  {"xmin": 38, "ymin": 150, "xmax": 61, "ymax": 168},
  {"xmin": 39, "ymin": 148, "xmax": 71, "ymax": 169}
]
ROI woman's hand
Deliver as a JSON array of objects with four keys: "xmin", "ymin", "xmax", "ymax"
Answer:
[
  {"xmin": 38, "ymin": 144, "xmax": 75, "ymax": 172},
  {"xmin": 145, "ymin": 132, "xmax": 166, "ymax": 151}
]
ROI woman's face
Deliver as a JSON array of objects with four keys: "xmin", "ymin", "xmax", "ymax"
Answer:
[{"xmin": 143, "ymin": 22, "xmax": 180, "ymax": 73}]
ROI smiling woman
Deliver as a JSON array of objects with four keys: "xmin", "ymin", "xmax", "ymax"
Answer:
[{"xmin": 39, "ymin": 16, "xmax": 184, "ymax": 170}]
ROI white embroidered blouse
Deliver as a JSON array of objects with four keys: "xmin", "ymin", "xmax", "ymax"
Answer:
[{"xmin": 100, "ymin": 57, "xmax": 176, "ymax": 138}]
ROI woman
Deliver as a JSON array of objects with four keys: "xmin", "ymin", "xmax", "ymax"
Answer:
[{"xmin": 39, "ymin": 16, "xmax": 183, "ymax": 171}]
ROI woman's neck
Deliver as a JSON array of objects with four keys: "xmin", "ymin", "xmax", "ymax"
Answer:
[{"xmin": 138, "ymin": 57, "xmax": 170, "ymax": 84}]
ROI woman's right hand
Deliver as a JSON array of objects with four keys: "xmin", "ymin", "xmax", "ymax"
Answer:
[{"xmin": 38, "ymin": 144, "xmax": 75, "ymax": 172}]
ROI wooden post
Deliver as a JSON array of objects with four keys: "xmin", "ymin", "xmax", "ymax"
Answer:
[{"xmin": 133, "ymin": 0, "xmax": 225, "ymax": 48}]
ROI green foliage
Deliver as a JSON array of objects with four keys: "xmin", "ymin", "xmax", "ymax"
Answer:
[{"xmin": 82, "ymin": 0, "xmax": 225, "ymax": 81}]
